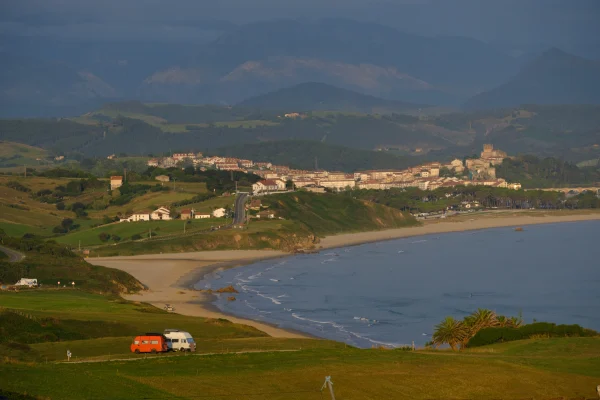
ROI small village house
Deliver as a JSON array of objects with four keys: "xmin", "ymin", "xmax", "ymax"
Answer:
[
  {"xmin": 110, "ymin": 176, "xmax": 124, "ymax": 190},
  {"xmin": 151, "ymin": 207, "xmax": 171, "ymax": 220},
  {"xmin": 120, "ymin": 211, "xmax": 151, "ymax": 222},
  {"xmin": 155, "ymin": 175, "xmax": 170, "ymax": 183},
  {"xmin": 180, "ymin": 209, "xmax": 194, "ymax": 220},
  {"xmin": 252, "ymin": 179, "xmax": 286, "ymax": 195},
  {"xmin": 256, "ymin": 210, "xmax": 275, "ymax": 219},
  {"xmin": 248, "ymin": 199, "xmax": 262, "ymax": 210}
]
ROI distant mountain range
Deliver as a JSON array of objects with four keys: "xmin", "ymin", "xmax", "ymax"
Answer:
[
  {"xmin": 464, "ymin": 48, "xmax": 600, "ymax": 110},
  {"xmin": 2, "ymin": 19, "xmax": 599, "ymax": 117},
  {"xmin": 1, "ymin": 19, "xmax": 521, "ymax": 116},
  {"xmin": 237, "ymin": 82, "xmax": 429, "ymax": 113}
]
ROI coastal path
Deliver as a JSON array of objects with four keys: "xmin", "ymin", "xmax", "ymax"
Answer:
[
  {"xmin": 55, "ymin": 348, "xmax": 300, "ymax": 364},
  {"xmin": 0, "ymin": 245, "xmax": 25, "ymax": 262}
]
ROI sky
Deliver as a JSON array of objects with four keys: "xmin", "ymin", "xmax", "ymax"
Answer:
[{"xmin": 1, "ymin": 0, "xmax": 599, "ymax": 51}]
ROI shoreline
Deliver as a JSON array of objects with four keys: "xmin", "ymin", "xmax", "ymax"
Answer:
[
  {"xmin": 90, "ymin": 210, "xmax": 600, "ymax": 339},
  {"xmin": 320, "ymin": 210, "xmax": 600, "ymax": 249}
]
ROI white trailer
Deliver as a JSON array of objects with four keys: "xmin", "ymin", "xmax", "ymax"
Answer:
[
  {"xmin": 15, "ymin": 278, "xmax": 38, "ymax": 287},
  {"xmin": 164, "ymin": 329, "xmax": 196, "ymax": 352}
]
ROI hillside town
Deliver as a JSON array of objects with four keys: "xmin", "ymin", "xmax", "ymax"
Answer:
[{"xmin": 146, "ymin": 145, "xmax": 521, "ymax": 195}]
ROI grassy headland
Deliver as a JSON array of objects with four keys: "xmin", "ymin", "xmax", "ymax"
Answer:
[{"xmin": 0, "ymin": 291, "xmax": 598, "ymax": 399}]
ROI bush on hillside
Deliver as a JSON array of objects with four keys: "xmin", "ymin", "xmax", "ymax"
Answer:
[
  {"xmin": 467, "ymin": 322, "xmax": 597, "ymax": 347},
  {"xmin": 5, "ymin": 181, "xmax": 30, "ymax": 193}
]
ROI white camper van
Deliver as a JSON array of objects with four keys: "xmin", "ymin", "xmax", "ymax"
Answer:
[
  {"xmin": 164, "ymin": 329, "xmax": 196, "ymax": 352},
  {"xmin": 15, "ymin": 278, "xmax": 38, "ymax": 287}
]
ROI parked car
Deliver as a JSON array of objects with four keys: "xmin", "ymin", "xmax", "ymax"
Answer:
[
  {"xmin": 130, "ymin": 333, "xmax": 168, "ymax": 354},
  {"xmin": 164, "ymin": 329, "xmax": 196, "ymax": 352}
]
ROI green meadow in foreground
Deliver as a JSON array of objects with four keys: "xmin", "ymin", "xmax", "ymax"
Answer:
[{"xmin": 1, "ymin": 290, "xmax": 599, "ymax": 399}]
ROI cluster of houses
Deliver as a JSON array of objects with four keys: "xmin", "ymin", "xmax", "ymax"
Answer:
[
  {"xmin": 142, "ymin": 144, "xmax": 521, "ymax": 196},
  {"xmin": 119, "ymin": 206, "xmax": 228, "ymax": 223},
  {"xmin": 247, "ymin": 145, "xmax": 520, "ymax": 195}
]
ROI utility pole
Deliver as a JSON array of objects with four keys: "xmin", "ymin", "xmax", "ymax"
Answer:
[
  {"xmin": 321, "ymin": 376, "xmax": 335, "ymax": 400},
  {"xmin": 183, "ymin": 221, "xmax": 186, "ymax": 234}
]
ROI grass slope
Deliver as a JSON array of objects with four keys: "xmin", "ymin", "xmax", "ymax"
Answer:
[
  {"xmin": 215, "ymin": 139, "xmax": 415, "ymax": 172},
  {"xmin": 0, "ymin": 290, "xmax": 598, "ymax": 399},
  {"xmin": 263, "ymin": 192, "xmax": 418, "ymax": 236},
  {"xmin": 0, "ymin": 337, "xmax": 598, "ymax": 399},
  {"xmin": 237, "ymin": 82, "xmax": 427, "ymax": 113}
]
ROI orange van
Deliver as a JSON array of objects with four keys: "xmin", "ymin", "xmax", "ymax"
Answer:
[{"xmin": 130, "ymin": 333, "xmax": 168, "ymax": 354}]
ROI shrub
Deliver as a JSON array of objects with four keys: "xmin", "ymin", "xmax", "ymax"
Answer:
[
  {"xmin": 52, "ymin": 226, "xmax": 67, "ymax": 234},
  {"xmin": 56, "ymin": 202, "xmax": 65, "ymax": 210},
  {"xmin": 111, "ymin": 235, "xmax": 121, "ymax": 242},
  {"xmin": 131, "ymin": 234, "xmax": 142, "ymax": 240},
  {"xmin": 5, "ymin": 181, "xmax": 30, "ymax": 193},
  {"xmin": 467, "ymin": 322, "xmax": 597, "ymax": 347},
  {"xmin": 98, "ymin": 233, "xmax": 110, "ymax": 242}
]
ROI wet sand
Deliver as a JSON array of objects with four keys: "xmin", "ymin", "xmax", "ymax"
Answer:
[{"xmin": 90, "ymin": 250, "xmax": 309, "ymax": 338}]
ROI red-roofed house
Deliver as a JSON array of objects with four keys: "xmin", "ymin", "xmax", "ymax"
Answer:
[{"xmin": 180, "ymin": 209, "xmax": 194, "ymax": 220}]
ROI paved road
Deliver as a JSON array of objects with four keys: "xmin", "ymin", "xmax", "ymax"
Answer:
[
  {"xmin": 232, "ymin": 192, "xmax": 249, "ymax": 225},
  {"xmin": 0, "ymin": 245, "xmax": 25, "ymax": 262}
]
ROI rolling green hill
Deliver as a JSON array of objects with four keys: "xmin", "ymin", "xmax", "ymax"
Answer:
[
  {"xmin": 237, "ymin": 82, "xmax": 429, "ymax": 113},
  {"xmin": 2, "ymin": 103, "xmax": 600, "ymax": 164},
  {"xmin": 214, "ymin": 140, "xmax": 417, "ymax": 171}
]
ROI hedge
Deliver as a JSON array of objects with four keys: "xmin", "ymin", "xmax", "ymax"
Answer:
[{"xmin": 467, "ymin": 322, "xmax": 598, "ymax": 347}]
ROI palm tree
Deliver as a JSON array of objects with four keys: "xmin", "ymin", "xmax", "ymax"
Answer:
[
  {"xmin": 508, "ymin": 316, "xmax": 523, "ymax": 328},
  {"xmin": 433, "ymin": 317, "xmax": 466, "ymax": 351},
  {"xmin": 496, "ymin": 315, "xmax": 508, "ymax": 327},
  {"xmin": 465, "ymin": 308, "xmax": 498, "ymax": 332}
]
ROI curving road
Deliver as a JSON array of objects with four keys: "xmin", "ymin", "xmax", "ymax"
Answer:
[
  {"xmin": 0, "ymin": 245, "xmax": 25, "ymax": 262},
  {"xmin": 232, "ymin": 193, "xmax": 249, "ymax": 226}
]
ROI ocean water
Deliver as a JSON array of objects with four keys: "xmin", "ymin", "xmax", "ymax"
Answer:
[{"xmin": 196, "ymin": 221, "xmax": 600, "ymax": 348}]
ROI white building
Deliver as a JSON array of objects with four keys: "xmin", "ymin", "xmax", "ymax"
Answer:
[
  {"xmin": 121, "ymin": 212, "xmax": 151, "ymax": 222},
  {"xmin": 252, "ymin": 179, "xmax": 286, "ymax": 194},
  {"xmin": 151, "ymin": 207, "xmax": 171, "ymax": 220},
  {"xmin": 195, "ymin": 213, "xmax": 211, "ymax": 219},
  {"xmin": 110, "ymin": 176, "xmax": 123, "ymax": 190},
  {"xmin": 212, "ymin": 207, "xmax": 227, "ymax": 218}
]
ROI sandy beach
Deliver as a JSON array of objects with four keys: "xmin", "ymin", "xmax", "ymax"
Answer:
[
  {"xmin": 91, "ymin": 210, "xmax": 600, "ymax": 338},
  {"xmin": 321, "ymin": 210, "xmax": 600, "ymax": 249},
  {"xmin": 90, "ymin": 250, "xmax": 311, "ymax": 338}
]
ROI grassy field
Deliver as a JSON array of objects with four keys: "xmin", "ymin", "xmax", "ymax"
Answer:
[
  {"xmin": 0, "ymin": 291, "xmax": 265, "ymax": 342},
  {"xmin": 181, "ymin": 195, "xmax": 235, "ymax": 214},
  {"xmin": 0, "ymin": 291, "xmax": 598, "ymax": 399},
  {"xmin": 55, "ymin": 218, "xmax": 223, "ymax": 247},
  {"xmin": 0, "ymin": 337, "xmax": 597, "ymax": 399}
]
